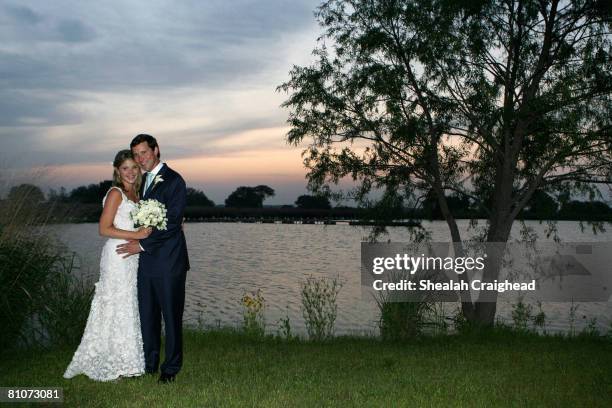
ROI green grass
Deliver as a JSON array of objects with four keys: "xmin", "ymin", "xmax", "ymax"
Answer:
[{"xmin": 1, "ymin": 329, "xmax": 611, "ymax": 407}]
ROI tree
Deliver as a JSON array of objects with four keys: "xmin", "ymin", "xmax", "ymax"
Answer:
[
  {"xmin": 559, "ymin": 199, "xmax": 612, "ymax": 218},
  {"xmin": 295, "ymin": 194, "xmax": 332, "ymax": 209},
  {"xmin": 523, "ymin": 190, "xmax": 558, "ymax": 218},
  {"xmin": 224, "ymin": 185, "xmax": 275, "ymax": 208},
  {"xmin": 7, "ymin": 184, "xmax": 45, "ymax": 203},
  {"xmin": 186, "ymin": 188, "xmax": 215, "ymax": 207},
  {"xmin": 423, "ymin": 191, "xmax": 472, "ymax": 220},
  {"xmin": 279, "ymin": 0, "xmax": 611, "ymax": 324},
  {"xmin": 47, "ymin": 187, "xmax": 69, "ymax": 203},
  {"xmin": 69, "ymin": 181, "xmax": 112, "ymax": 204}
]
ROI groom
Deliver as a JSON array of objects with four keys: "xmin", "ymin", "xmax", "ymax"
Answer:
[{"xmin": 117, "ymin": 134, "xmax": 190, "ymax": 384}]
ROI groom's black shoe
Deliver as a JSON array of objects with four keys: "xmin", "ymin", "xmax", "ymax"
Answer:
[{"xmin": 158, "ymin": 373, "xmax": 176, "ymax": 384}]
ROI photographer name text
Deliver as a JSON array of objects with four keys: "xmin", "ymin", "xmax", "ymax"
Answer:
[{"xmin": 373, "ymin": 279, "xmax": 536, "ymax": 293}]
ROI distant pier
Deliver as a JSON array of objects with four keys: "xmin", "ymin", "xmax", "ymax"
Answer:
[{"xmin": 183, "ymin": 215, "xmax": 421, "ymax": 227}]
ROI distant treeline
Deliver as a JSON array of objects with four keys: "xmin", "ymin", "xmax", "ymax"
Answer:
[
  {"xmin": 2, "ymin": 182, "xmax": 611, "ymax": 223},
  {"xmin": 421, "ymin": 190, "xmax": 612, "ymax": 222},
  {"xmin": 43, "ymin": 181, "xmax": 217, "ymax": 207},
  {"xmin": 31, "ymin": 181, "xmax": 331, "ymax": 210}
]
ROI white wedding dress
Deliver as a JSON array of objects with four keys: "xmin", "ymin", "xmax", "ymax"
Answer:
[{"xmin": 64, "ymin": 187, "xmax": 145, "ymax": 381}]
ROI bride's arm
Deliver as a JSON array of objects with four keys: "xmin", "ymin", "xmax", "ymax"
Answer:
[{"xmin": 99, "ymin": 189, "xmax": 151, "ymax": 240}]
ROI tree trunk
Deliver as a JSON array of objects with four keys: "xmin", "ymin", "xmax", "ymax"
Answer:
[
  {"xmin": 472, "ymin": 248, "xmax": 505, "ymax": 325},
  {"xmin": 470, "ymin": 217, "xmax": 514, "ymax": 326}
]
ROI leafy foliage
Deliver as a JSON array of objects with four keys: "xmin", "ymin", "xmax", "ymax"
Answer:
[
  {"xmin": 295, "ymin": 194, "xmax": 332, "ymax": 209},
  {"xmin": 523, "ymin": 190, "xmax": 559, "ymax": 218},
  {"xmin": 240, "ymin": 289, "xmax": 266, "ymax": 337},
  {"xmin": 225, "ymin": 185, "xmax": 275, "ymax": 208},
  {"xmin": 186, "ymin": 187, "xmax": 215, "ymax": 207},
  {"xmin": 300, "ymin": 275, "xmax": 342, "ymax": 341},
  {"xmin": 69, "ymin": 180, "xmax": 113, "ymax": 204},
  {"xmin": 8, "ymin": 184, "xmax": 45, "ymax": 203},
  {"xmin": 279, "ymin": 0, "xmax": 611, "ymax": 324},
  {"xmin": 0, "ymin": 235, "xmax": 56, "ymax": 349},
  {"xmin": 0, "ymin": 234, "xmax": 92, "ymax": 349}
]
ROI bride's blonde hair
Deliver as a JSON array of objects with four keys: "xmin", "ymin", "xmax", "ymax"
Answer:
[{"xmin": 112, "ymin": 149, "xmax": 142, "ymax": 195}]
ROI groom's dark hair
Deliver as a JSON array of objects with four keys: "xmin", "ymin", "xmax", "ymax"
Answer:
[{"xmin": 131, "ymin": 134, "xmax": 160, "ymax": 158}]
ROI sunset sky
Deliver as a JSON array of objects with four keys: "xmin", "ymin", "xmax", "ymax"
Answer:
[{"xmin": 0, "ymin": 0, "xmax": 326, "ymax": 204}]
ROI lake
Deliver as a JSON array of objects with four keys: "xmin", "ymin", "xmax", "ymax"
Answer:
[{"xmin": 46, "ymin": 220, "xmax": 612, "ymax": 335}]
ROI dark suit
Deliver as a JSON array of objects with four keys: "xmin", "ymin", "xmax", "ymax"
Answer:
[{"xmin": 137, "ymin": 163, "xmax": 190, "ymax": 375}]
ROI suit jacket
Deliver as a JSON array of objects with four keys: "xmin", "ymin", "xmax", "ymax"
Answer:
[{"xmin": 138, "ymin": 163, "xmax": 190, "ymax": 277}]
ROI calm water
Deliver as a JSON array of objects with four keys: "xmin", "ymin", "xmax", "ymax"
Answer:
[{"xmin": 46, "ymin": 221, "xmax": 612, "ymax": 335}]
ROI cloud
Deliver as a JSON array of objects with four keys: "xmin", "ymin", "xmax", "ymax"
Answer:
[
  {"xmin": 0, "ymin": 51, "xmax": 60, "ymax": 89},
  {"xmin": 0, "ymin": 1, "xmax": 319, "ymax": 91},
  {"xmin": 0, "ymin": 89, "xmax": 83, "ymax": 126},
  {"xmin": 0, "ymin": 0, "xmax": 322, "ymax": 191},
  {"xmin": 56, "ymin": 19, "xmax": 96, "ymax": 43},
  {"xmin": 4, "ymin": 5, "xmax": 42, "ymax": 24}
]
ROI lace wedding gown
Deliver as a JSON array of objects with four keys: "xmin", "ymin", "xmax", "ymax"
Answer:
[{"xmin": 64, "ymin": 187, "xmax": 145, "ymax": 381}]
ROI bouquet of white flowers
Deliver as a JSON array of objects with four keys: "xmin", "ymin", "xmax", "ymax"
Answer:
[{"xmin": 130, "ymin": 199, "xmax": 168, "ymax": 230}]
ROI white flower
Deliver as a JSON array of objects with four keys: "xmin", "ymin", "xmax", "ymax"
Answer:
[
  {"xmin": 153, "ymin": 175, "xmax": 164, "ymax": 185},
  {"xmin": 130, "ymin": 199, "xmax": 168, "ymax": 230}
]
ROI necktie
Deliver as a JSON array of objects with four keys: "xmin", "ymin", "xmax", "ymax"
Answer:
[{"xmin": 144, "ymin": 172, "xmax": 151, "ymax": 193}]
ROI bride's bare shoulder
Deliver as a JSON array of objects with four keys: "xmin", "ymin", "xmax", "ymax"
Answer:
[{"xmin": 103, "ymin": 188, "xmax": 123, "ymax": 206}]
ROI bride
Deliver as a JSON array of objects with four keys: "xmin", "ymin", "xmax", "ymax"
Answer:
[{"xmin": 64, "ymin": 150, "xmax": 151, "ymax": 381}]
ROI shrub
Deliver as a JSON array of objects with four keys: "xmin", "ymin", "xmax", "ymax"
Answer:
[
  {"xmin": 0, "ymin": 232, "xmax": 93, "ymax": 349},
  {"xmin": 0, "ymin": 183, "xmax": 94, "ymax": 350},
  {"xmin": 276, "ymin": 311, "xmax": 296, "ymax": 341},
  {"xmin": 374, "ymin": 270, "xmax": 441, "ymax": 340},
  {"xmin": 511, "ymin": 296, "xmax": 534, "ymax": 331},
  {"xmin": 300, "ymin": 275, "xmax": 342, "ymax": 341},
  {"xmin": 0, "ymin": 233, "xmax": 56, "ymax": 349},
  {"xmin": 35, "ymin": 253, "xmax": 94, "ymax": 347},
  {"xmin": 377, "ymin": 301, "xmax": 429, "ymax": 340},
  {"xmin": 241, "ymin": 289, "xmax": 266, "ymax": 337}
]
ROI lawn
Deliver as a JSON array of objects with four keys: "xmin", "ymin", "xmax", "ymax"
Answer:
[{"xmin": 1, "ymin": 329, "xmax": 611, "ymax": 407}]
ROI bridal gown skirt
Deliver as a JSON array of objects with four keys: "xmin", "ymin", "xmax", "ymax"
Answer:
[{"xmin": 63, "ymin": 238, "xmax": 145, "ymax": 381}]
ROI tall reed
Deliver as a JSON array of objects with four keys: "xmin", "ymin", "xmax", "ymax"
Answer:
[{"xmin": 0, "ymin": 179, "xmax": 93, "ymax": 349}]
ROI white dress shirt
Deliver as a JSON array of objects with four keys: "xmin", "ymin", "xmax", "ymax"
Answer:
[{"xmin": 144, "ymin": 162, "xmax": 164, "ymax": 193}]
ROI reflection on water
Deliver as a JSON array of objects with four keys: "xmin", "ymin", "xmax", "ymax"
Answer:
[{"xmin": 46, "ymin": 221, "xmax": 612, "ymax": 335}]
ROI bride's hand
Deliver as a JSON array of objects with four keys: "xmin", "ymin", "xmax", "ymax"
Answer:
[{"xmin": 135, "ymin": 227, "xmax": 152, "ymax": 239}]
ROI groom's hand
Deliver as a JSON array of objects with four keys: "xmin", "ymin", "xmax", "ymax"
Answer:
[{"xmin": 116, "ymin": 240, "xmax": 142, "ymax": 258}]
